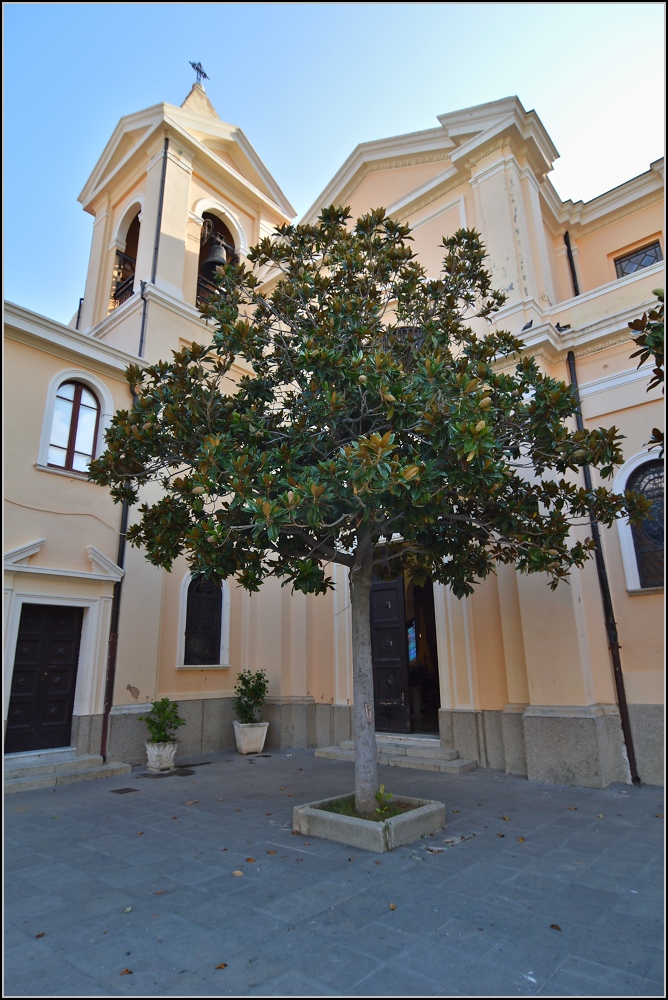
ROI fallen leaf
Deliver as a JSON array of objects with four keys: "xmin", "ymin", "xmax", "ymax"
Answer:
[
  {"xmin": 123, "ymin": 907, "xmax": 132, "ymax": 913},
  {"xmin": 220, "ymin": 848, "xmax": 228, "ymax": 851},
  {"xmin": 265, "ymin": 812, "xmax": 272, "ymax": 816},
  {"xmin": 452, "ymin": 809, "xmax": 459, "ymax": 813},
  {"xmin": 185, "ymin": 800, "xmax": 198, "ymax": 805},
  {"xmin": 172, "ymin": 816, "xmax": 178, "ymax": 820},
  {"xmin": 655, "ymin": 813, "xmax": 663, "ymax": 819},
  {"xmin": 374, "ymin": 861, "xmax": 382, "ymax": 865},
  {"xmin": 246, "ymin": 858, "xmax": 256, "ymax": 863},
  {"xmin": 287, "ymin": 794, "xmax": 293, "ymax": 798},
  {"xmin": 427, "ymin": 847, "xmax": 444, "ymax": 854},
  {"xmin": 348, "ymin": 857, "xmax": 355, "ymax": 862},
  {"xmin": 235, "ymin": 809, "xmax": 242, "ymax": 813},
  {"xmin": 137, "ymin": 831, "xmax": 143, "ymax": 836},
  {"xmin": 35, "ymin": 932, "xmax": 44, "ymax": 938},
  {"xmin": 550, "ymin": 924, "xmax": 562, "ymax": 931},
  {"xmin": 232, "ymin": 870, "xmax": 244, "ymax": 877},
  {"xmin": 218, "ymin": 798, "xmax": 224, "ymax": 802},
  {"xmin": 119, "ymin": 968, "xmax": 133, "ymax": 975},
  {"xmin": 103, "ymin": 930, "xmax": 108, "ymax": 934},
  {"xmin": 280, "ymin": 787, "xmax": 285, "ymax": 791},
  {"xmin": 503, "ymin": 816, "xmax": 509, "ymax": 821},
  {"xmin": 596, "ymin": 814, "xmax": 604, "ymax": 819},
  {"xmin": 291, "ymin": 830, "xmax": 300, "ymax": 835},
  {"xmin": 296, "ymin": 858, "xmax": 303, "ymax": 864},
  {"xmin": 497, "ymin": 833, "xmax": 505, "ymax": 838},
  {"xmin": 152, "ymin": 915, "xmax": 158, "ymax": 919},
  {"xmin": 215, "ymin": 963, "xmax": 228, "ymax": 970},
  {"xmin": 154, "ymin": 891, "xmax": 166, "ymax": 896},
  {"xmin": 518, "ymin": 837, "xmax": 525, "ymax": 843},
  {"xmin": 303, "ymin": 842, "xmax": 310, "ymax": 846},
  {"xmin": 567, "ymin": 806, "xmax": 577, "ymax": 811},
  {"xmin": 389, "ymin": 903, "xmax": 396, "ymax": 910},
  {"xmin": 267, "ymin": 850, "xmax": 276, "ymax": 855}
]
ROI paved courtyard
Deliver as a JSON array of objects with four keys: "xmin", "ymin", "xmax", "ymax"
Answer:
[{"xmin": 3, "ymin": 749, "xmax": 665, "ymax": 997}]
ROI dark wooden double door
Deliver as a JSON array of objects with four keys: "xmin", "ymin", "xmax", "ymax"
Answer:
[
  {"xmin": 371, "ymin": 575, "xmax": 440, "ymax": 734},
  {"xmin": 5, "ymin": 604, "xmax": 83, "ymax": 754}
]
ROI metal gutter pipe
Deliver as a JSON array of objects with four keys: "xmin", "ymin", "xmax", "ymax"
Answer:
[
  {"xmin": 566, "ymin": 350, "xmax": 640, "ymax": 784},
  {"xmin": 100, "ymin": 498, "xmax": 129, "ymax": 762},
  {"xmin": 564, "ymin": 232, "xmax": 580, "ymax": 297}
]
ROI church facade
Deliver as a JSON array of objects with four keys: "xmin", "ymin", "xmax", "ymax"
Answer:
[{"xmin": 4, "ymin": 87, "xmax": 664, "ymax": 786}]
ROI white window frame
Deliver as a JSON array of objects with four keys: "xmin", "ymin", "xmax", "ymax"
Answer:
[
  {"xmin": 613, "ymin": 451, "xmax": 664, "ymax": 593},
  {"xmin": 37, "ymin": 369, "xmax": 115, "ymax": 477},
  {"xmin": 176, "ymin": 572, "xmax": 231, "ymax": 669}
]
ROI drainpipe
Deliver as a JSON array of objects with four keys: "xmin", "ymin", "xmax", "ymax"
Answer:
[
  {"xmin": 75, "ymin": 297, "xmax": 84, "ymax": 331},
  {"xmin": 100, "ymin": 499, "xmax": 129, "ymax": 762},
  {"xmin": 138, "ymin": 136, "xmax": 169, "ymax": 358},
  {"xmin": 564, "ymin": 232, "xmax": 580, "ymax": 297},
  {"xmin": 566, "ymin": 350, "xmax": 640, "ymax": 784}
]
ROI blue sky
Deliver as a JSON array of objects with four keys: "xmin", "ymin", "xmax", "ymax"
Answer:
[{"xmin": 4, "ymin": 2, "xmax": 664, "ymax": 324}]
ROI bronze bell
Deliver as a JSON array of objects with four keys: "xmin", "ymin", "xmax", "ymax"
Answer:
[{"xmin": 201, "ymin": 235, "xmax": 229, "ymax": 278}]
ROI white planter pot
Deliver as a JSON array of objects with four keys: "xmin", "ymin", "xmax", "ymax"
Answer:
[
  {"xmin": 233, "ymin": 720, "xmax": 269, "ymax": 754},
  {"xmin": 145, "ymin": 741, "xmax": 178, "ymax": 772}
]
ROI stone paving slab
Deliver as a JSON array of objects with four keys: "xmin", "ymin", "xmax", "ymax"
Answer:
[{"xmin": 3, "ymin": 748, "xmax": 665, "ymax": 997}]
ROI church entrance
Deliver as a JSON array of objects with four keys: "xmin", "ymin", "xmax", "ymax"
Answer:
[
  {"xmin": 5, "ymin": 604, "xmax": 84, "ymax": 754},
  {"xmin": 370, "ymin": 575, "xmax": 440, "ymax": 735}
]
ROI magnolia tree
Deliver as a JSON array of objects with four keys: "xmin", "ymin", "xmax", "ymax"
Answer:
[{"xmin": 90, "ymin": 208, "xmax": 647, "ymax": 816}]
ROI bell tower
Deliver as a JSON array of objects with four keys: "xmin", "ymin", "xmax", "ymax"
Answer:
[{"xmin": 74, "ymin": 80, "xmax": 295, "ymax": 362}]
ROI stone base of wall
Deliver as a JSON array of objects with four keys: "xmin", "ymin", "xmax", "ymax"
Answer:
[
  {"xmin": 439, "ymin": 703, "xmax": 663, "ymax": 788},
  {"xmin": 73, "ymin": 698, "xmax": 662, "ymax": 788},
  {"xmin": 97, "ymin": 698, "xmax": 353, "ymax": 766}
]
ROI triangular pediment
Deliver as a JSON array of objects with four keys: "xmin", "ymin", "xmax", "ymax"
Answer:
[
  {"xmin": 79, "ymin": 91, "xmax": 295, "ymax": 220},
  {"xmin": 302, "ymin": 96, "xmax": 559, "ymax": 223}
]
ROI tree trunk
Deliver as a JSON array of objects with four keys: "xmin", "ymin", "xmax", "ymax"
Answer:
[{"xmin": 349, "ymin": 527, "xmax": 379, "ymax": 817}]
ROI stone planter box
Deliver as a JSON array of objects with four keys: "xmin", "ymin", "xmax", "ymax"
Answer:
[
  {"xmin": 233, "ymin": 720, "xmax": 269, "ymax": 754},
  {"xmin": 293, "ymin": 793, "xmax": 445, "ymax": 853}
]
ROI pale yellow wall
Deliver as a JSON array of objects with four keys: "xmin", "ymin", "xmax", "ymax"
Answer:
[
  {"xmin": 469, "ymin": 575, "xmax": 509, "ymax": 711},
  {"xmin": 4, "ymin": 337, "xmax": 129, "ymax": 572},
  {"xmin": 574, "ymin": 203, "xmax": 663, "ymax": 292},
  {"xmin": 345, "ymin": 160, "xmax": 450, "ymax": 220}
]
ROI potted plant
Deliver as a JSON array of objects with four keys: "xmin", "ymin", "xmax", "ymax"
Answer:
[
  {"xmin": 138, "ymin": 697, "xmax": 186, "ymax": 772},
  {"xmin": 233, "ymin": 669, "xmax": 269, "ymax": 754}
]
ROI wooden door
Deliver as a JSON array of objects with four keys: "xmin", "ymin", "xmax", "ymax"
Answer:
[
  {"xmin": 370, "ymin": 576, "xmax": 410, "ymax": 734},
  {"xmin": 5, "ymin": 604, "xmax": 84, "ymax": 754}
]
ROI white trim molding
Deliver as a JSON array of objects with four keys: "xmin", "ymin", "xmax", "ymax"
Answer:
[
  {"xmin": 613, "ymin": 451, "xmax": 664, "ymax": 593},
  {"xmin": 111, "ymin": 195, "xmax": 144, "ymax": 247},
  {"xmin": 4, "ymin": 539, "xmax": 46, "ymax": 566},
  {"xmin": 37, "ymin": 368, "xmax": 117, "ymax": 471},
  {"xmin": 192, "ymin": 198, "xmax": 249, "ymax": 257},
  {"xmin": 176, "ymin": 572, "xmax": 231, "ymax": 669}
]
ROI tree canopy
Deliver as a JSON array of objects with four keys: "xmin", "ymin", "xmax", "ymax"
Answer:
[{"xmin": 90, "ymin": 206, "xmax": 649, "ymax": 814}]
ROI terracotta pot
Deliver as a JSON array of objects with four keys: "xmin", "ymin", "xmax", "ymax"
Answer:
[
  {"xmin": 145, "ymin": 741, "xmax": 178, "ymax": 772},
  {"xmin": 233, "ymin": 720, "xmax": 269, "ymax": 754}
]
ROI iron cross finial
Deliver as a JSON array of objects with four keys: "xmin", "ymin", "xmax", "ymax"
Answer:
[{"xmin": 189, "ymin": 62, "xmax": 209, "ymax": 85}]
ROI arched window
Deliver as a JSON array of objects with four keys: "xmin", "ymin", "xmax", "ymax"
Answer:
[
  {"xmin": 178, "ymin": 574, "xmax": 231, "ymax": 668},
  {"xmin": 109, "ymin": 211, "xmax": 140, "ymax": 312},
  {"xmin": 197, "ymin": 213, "xmax": 237, "ymax": 308},
  {"xmin": 626, "ymin": 460, "xmax": 664, "ymax": 589},
  {"xmin": 615, "ymin": 454, "xmax": 664, "ymax": 592},
  {"xmin": 48, "ymin": 381, "xmax": 101, "ymax": 472}
]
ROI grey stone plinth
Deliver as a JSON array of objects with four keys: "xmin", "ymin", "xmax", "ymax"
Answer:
[{"xmin": 293, "ymin": 794, "xmax": 445, "ymax": 852}]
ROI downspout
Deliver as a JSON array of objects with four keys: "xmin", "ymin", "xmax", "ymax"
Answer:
[
  {"xmin": 75, "ymin": 297, "xmax": 84, "ymax": 331},
  {"xmin": 564, "ymin": 232, "xmax": 580, "ymax": 297},
  {"xmin": 566, "ymin": 350, "xmax": 640, "ymax": 785},
  {"xmin": 138, "ymin": 136, "xmax": 169, "ymax": 358},
  {"xmin": 100, "ymin": 498, "xmax": 129, "ymax": 762}
]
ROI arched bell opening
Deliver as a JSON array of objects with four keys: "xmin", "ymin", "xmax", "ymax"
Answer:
[
  {"xmin": 197, "ymin": 212, "xmax": 237, "ymax": 308},
  {"xmin": 109, "ymin": 212, "xmax": 140, "ymax": 312}
]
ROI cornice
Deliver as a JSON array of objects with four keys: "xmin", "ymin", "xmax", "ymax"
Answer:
[{"xmin": 4, "ymin": 301, "xmax": 141, "ymax": 375}]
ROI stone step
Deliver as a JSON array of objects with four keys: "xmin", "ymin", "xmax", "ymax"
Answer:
[
  {"xmin": 4, "ymin": 754, "xmax": 104, "ymax": 779},
  {"xmin": 4, "ymin": 760, "xmax": 131, "ymax": 794},
  {"xmin": 314, "ymin": 746, "xmax": 477, "ymax": 775},
  {"xmin": 339, "ymin": 739, "xmax": 458, "ymax": 760}
]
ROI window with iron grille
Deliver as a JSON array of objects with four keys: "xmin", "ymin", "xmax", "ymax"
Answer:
[
  {"xmin": 184, "ymin": 576, "xmax": 222, "ymax": 665},
  {"xmin": 627, "ymin": 460, "xmax": 664, "ymax": 589},
  {"xmin": 614, "ymin": 241, "xmax": 663, "ymax": 279},
  {"xmin": 48, "ymin": 381, "xmax": 101, "ymax": 472}
]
